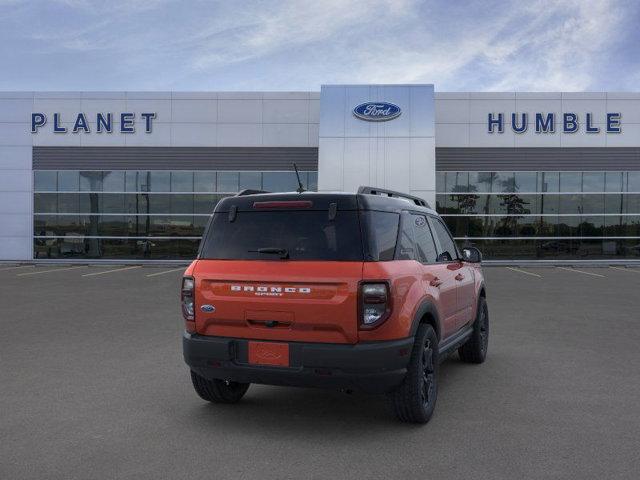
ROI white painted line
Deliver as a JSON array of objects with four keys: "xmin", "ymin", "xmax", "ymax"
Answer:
[
  {"xmin": 609, "ymin": 266, "xmax": 640, "ymax": 274},
  {"xmin": 506, "ymin": 267, "xmax": 542, "ymax": 278},
  {"xmin": 17, "ymin": 266, "xmax": 86, "ymax": 276},
  {"xmin": 0, "ymin": 265, "xmax": 34, "ymax": 272},
  {"xmin": 557, "ymin": 266, "xmax": 606, "ymax": 278},
  {"xmin": 82, "ymin": 265, "xmax": 142, "ymax": 277},
  {"xmin": 146, "ymin": 267, "xmax": 186, "ymax": 277}
]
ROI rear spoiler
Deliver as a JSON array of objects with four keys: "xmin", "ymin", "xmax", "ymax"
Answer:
[{"xmin": 357, "ymin": 186, "xmax": 430, "ymax": 208}]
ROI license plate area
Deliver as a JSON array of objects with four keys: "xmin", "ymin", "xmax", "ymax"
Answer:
[{"xmin": 248, "ymin": 341, "xmax": 290, "ymax": 367}]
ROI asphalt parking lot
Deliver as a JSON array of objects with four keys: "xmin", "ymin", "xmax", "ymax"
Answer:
[{"xmin": 1, "ymin": 264, "xmax": 640, "ymax": 479}]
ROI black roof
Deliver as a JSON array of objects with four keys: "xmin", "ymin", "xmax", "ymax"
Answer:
[{"xmin": 214, "ymin": 188, "xmax": 438, "ymax": 216}]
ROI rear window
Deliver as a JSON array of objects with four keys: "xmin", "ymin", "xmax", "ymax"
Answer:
[{"xmin": 200, "ymin": 210, "xmax": 363, "ymax": 261}]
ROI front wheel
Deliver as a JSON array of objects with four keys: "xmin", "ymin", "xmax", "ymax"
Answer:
[
  {"xmin": 388, "ymin": 324, "xmax": 438, "ymax": 424},
  {"xmin": 458, "ymin": 296, "xmax": 489, "ymax": 364},
  {"xmin": 190, "ymin": 370, "xmax": 250, "ymax": 404}
]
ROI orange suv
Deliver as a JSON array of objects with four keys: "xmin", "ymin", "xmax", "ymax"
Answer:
[{"xmin": 182, "ymin": 186, "xmax": 488, "ymax": 423}]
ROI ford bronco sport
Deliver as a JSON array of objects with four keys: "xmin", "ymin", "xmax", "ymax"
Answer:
[{"xmin": 182, "ymin": 186, "xmax": 488, "ymax": 423}]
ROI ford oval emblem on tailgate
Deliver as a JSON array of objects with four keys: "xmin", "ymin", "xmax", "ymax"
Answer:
[
  {"xmin": 353, "ymin": 102, "xmax": 402, "ymax": 122},
  {"xmin": 200, "ymin": 304, "xmax": 215, "ymax": 312}
]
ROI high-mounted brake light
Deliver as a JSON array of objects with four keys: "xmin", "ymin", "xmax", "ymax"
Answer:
[
  {"xmin": 253, "ymin": 200, "xmax": 313, "ymax": 209},
  {"xmin": 359, "ymin": 282, "xmax": 392, "ymax": 329},
  {"xmin": 181, "ymin": 276, "xmax": 195, "ymax": 321}
]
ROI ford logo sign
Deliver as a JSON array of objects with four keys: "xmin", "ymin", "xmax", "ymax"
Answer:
[
  {"xmin": 353, "ymin": 102, "xmax": 401, "ymax": 122},
  {"xmin": 200, "ymin": 304, "xmax": 215, "ymax": 313}
]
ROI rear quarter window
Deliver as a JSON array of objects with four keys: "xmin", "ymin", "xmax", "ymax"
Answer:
[{"xmin": 361, "ymin": 211, "xmax": 400, "ymax": 261}]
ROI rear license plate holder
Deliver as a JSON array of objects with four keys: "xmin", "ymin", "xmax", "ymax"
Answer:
[{"xmin": 248, "ymin": 341, "xmax": 290, "ymax": 367}]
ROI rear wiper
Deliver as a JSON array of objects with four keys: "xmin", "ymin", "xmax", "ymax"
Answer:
[{"xmin": 248, "ymin": 247, "xmax": 290, "ymax": 259}]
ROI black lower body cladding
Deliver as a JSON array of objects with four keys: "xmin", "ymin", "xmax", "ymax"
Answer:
[{"xmin": 183, "ymin": 332, "xmax": 414, "ymax": 394}]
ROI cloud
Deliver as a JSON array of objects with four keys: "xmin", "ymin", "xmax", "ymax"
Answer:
[{"xmin": 0, "ymin": 0, "xmax": 637, "ymax": 91}]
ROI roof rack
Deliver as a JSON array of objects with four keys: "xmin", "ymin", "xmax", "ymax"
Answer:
[
  {"xmin": 357, "ymin": 186, "xmax": 430, "ymax": 208},
  {"xmin": 236, "ymin": 189, "xmax": 270, "ymax": 196}
]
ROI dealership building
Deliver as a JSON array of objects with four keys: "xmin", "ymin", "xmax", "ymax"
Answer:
[{"xmin": 1, "ymin": 84, "xmax": 639, "ymax": 262}]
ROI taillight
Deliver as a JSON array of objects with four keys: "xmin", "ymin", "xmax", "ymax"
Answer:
[
  {"xmin": 359, "ymin": 282, "xmax": 392, "ymax": 329},
  {"xmin": 181, "ymin": 276, "xmax": 195, "ymax": 321}
]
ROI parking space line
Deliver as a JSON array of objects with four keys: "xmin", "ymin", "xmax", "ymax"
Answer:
[
  {"xmin": 146, "ymin": 267, "xmax": 185, "ymax": 277},
  {"xmin": 0, "ymin": 265, "xmax": 34, "ymax": 272},
  {"xmin": 557, "ymin": 267, "xmax": 606, "ymax": 278},
  {"xmin": 17, "ymin": 266, "xmax": 86, "ymax": 276},
  {"xmin": 82, "ymin": 265, "xmax": 142, "ymax": 277},
  {"xmin": 506, "ymin": 267, "xmax": 542, "ymax": 278},
  {"xmin": 609, "ymin": 266, "xmax": 640, "ymax": 274}
]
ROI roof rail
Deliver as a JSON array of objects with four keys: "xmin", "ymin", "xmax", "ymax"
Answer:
[
  {"xmin": 236, "ymin": 189, "xmax": 270, "ymax": 196},
  {"xmin": 357, "ymin": 186, "xmax": 430, "ymax": 208}
]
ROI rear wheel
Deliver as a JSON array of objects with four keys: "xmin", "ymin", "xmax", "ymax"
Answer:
[
  {"xmin": 458, "ymin": 296, "xmax": 489, "ymax": 364},
  {"xmin": 388, "ymin": 324, "xmax": 438, "ymax": 424},
  {"xmin": 190, "ymin": 370, "xmax": 250, "ymax": 404}
]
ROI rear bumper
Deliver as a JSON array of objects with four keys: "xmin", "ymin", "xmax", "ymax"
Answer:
[{"xmin": 183, "ymin": 332, "xmax": 414, "ymax": 394}]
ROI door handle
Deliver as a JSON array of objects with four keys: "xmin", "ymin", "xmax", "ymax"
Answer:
[
  {"xmin": 455, "ymin": 273, "xmax": 465, "ymax": 281},
  {"xmin": 429, "ymin": 278, "xmax": 443, "ymax": 287}
]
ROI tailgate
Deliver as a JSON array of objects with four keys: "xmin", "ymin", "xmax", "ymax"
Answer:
[{"xmin": 194, "ymin": 260, "xmax": 363, "ymax": 344}]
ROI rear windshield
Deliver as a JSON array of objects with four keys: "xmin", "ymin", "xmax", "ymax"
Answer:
[{"xmin": 200, "ymin": 210, "xmax": 364, "ymax": 261}]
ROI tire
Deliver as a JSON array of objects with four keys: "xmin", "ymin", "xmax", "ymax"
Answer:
[
  {"xmin": 190, "ymin": 370, "xmax": 250, "ymax": 404},
  {"xmin": 458, "ymin": 296, "xmax": 489, "ymax": 364},
  {"xmin": 388, "ymin": 324, "xmax": 438, "ymax": 424}
]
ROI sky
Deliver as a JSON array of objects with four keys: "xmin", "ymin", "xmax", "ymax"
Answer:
[{"xmin": 0, "ymin": 0, "xmax": 638, "ymax": 92}]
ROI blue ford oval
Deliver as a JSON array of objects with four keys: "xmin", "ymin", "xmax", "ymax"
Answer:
[{"xmin": 353, "ymin": 102, "xmax": 402, "ymax": 122}]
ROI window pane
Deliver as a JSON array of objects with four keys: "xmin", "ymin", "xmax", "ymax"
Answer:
[
  {"xmin": 560, "ymin": 172, "xmax": 582, "ymax": 192},
  {"xmin": 430, "ymin": 218, "xmax": 458, "ymax": 261},
  {"xmin": 79, "ymin": 172, "xmax": 103, "ymax": 192},
  {"xmin": 57, "ymin": 193, "xmax": 79, "ymax": 213},
  {"xmin": 628, "ymin": 172, "xmax": 640, "ymax": 192},
  {"xmin": 515, "ymin": 216, "xmax": 539, "ymax": 236},
  {"xmin": 101, "ymin": 194, "xmax": 125, "ymax": 214},
  {"xmin": 604, "ymin": 194, "xmax": 623, "ymax": 214},
  {"xmin": 194, "ymin": 172, "xmax": 216, "ymax": 192},
  {"xmin": 469, "ymin": 172, "xmax": 493, "ymax": 193},
  {"xmin": 239, "ymin": 172, "xmax": 262, "ymax": 190},
  {"xmin": 541, "ymin": 194, "xmax": 559, "ymax": 214},
  {"xmin": 57, "ymin": 171, "xmax": 79, "ymax": 192},
  {"xmin": 412, "ymin": 215, "xmax": 438, "ymax": 263},
  {"xmin": 217, "ymin": 172, "xmax": 239, "ymax": 192},
  {"xmin": 538, "ymin": 172, "xmax": 559, "ymax": 192},
  {"xmin": 435, "ymin": 172, "xmax": 445, "ymax": 192},
  {"xmin": 147, "ymin": 194, "xmax": 171, "ymax": 214},
  {"xmin": 126, "ymin": 171, "xmax": 147, "ymax": 192},
  {"xmin": 493, "ymin": 172, "xmax": 515, "ymax": 192},
  {"xmin": 148, "ymin": 171, "xmax": 170, "ymax": 192},
  {"xmin": 446, "ymin": 172, "xmax": 468, "ymax": 193},
  {"xmin": 363, "ymin": 211, "xmax": 399, "ymax": 261},
  {"xmin": 171, "ymin": 172, "xmax": 193, "ymax": 192},
  {"xmin": 171, "ymin": 194, "xmax": 194, "ymax": 214},
  {"xmin": 582, "ymin": 172, "xmax": 604, "ymax": 192},
  {"xmin": 307, "ymin": 172, "xmax": 318, "ymax": 191},
  {"xmin": 582, "ymin": 194, "xmax": 604, "ymax": 214},
  {"xmin": 102, "ymin": 171, "xmax": 125, "ymax": 192},
  {"xmin": 34, "ymin": 171, "xmax": 57, "ymax": 191},
  {"xmin": 34, "ymin": 193, "xmax": 57, "ymax": 213},
  {"xmin": 559, "ymin": 194, "xmax": 581, "ymax": 214},
  {"xmin": 605, "ymin": 172, "xmax": 623, "ymax": 192},
  {"xmin": 514, "ymin": 172, "xmax": 537, "ymax": 192},
  {"xmin": 262, "ymin": 172, "xmax": 298, "ymax": 192}
]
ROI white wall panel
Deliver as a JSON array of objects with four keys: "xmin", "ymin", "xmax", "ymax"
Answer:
[
  {"xmin": 80, "ymin": 126, "xmax": 127, "ymax": 146},
  {"xmin": 317, "ymin": 137, "xmax": 344, "ymax": 190},
  {"xmin": 125, "ymin": 99, "xmax": 171, "ymax": 123},
  {"xmin": 435, "ymin": 123, "xmax": 469, "ymax": 147},
  {"xmin": 171, "ymin": 124, "xmax": 217, "ymax": 146},
  {"xmin": 0, "ymin": 192, "xmax": 31, "ymax": 214},
  {"xmin": 469, "ymin": 123, "xmax": 515, "ymax": 147},
  {"xmin": 0, "ymin": 214, "xmax": 32, "ymax": 237},
  {"xmin": 435, "ymin": 99, "xmax": 468, "ymax": 124},
  {"xmin": 123, "ymin": 124, "xmax": 171, "ymax": 146},
  {"xmin": 0, "ymin": 99, "xmax": 33, "ymax": 122},
  {"xmin": 263, "ymin": 100, "xmax": 309, "ymax": 123},
  {"xmin": 218, "ymin": 100, "xmax": 262, "ymax": 123},
  {"xmin": 0, "ymin": 170, "xmax": 31, "ymax": 191},
  {"xmin": 0, "ymin": 146, "xmax": 31, "ymax": 170},
  {"xmin": 263, "ymin": 124, "xmax": 308, "ymax": 147},
  {"xmin": 217, "ymin": 124, "xmax": 262, "ymax": 146},
  {"xmin": 172, "ymin": 99, "xmax": 217, "ymax": 123},
  {"xmin": 0, "ymin": 236, "xmax": 32, "ymax": 260}
]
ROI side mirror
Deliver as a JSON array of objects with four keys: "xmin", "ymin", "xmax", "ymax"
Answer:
[{"xmin": 462, "ymin": 247, "xmax": 482, "ymax": 263}]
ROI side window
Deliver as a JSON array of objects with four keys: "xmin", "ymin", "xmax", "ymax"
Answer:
[
  {"xmin": 430, "ymin": 217, "xmax": 458, "ymax": 262},
  {"xmin": 412, "ymin": 214, "xmax": 438, "ymax": 263},
  {"xmin": 396, "ymin": 213, "xmax": 416, "ymax": 260}
]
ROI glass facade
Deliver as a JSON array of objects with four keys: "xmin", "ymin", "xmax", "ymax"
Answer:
[
  {"xmin": 33, "ymin": 170, "xmax": 318, "ymax": 259},
  {"xmin": 436, "ymin": 171, "xmax": 640, "ymax": 260}
]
